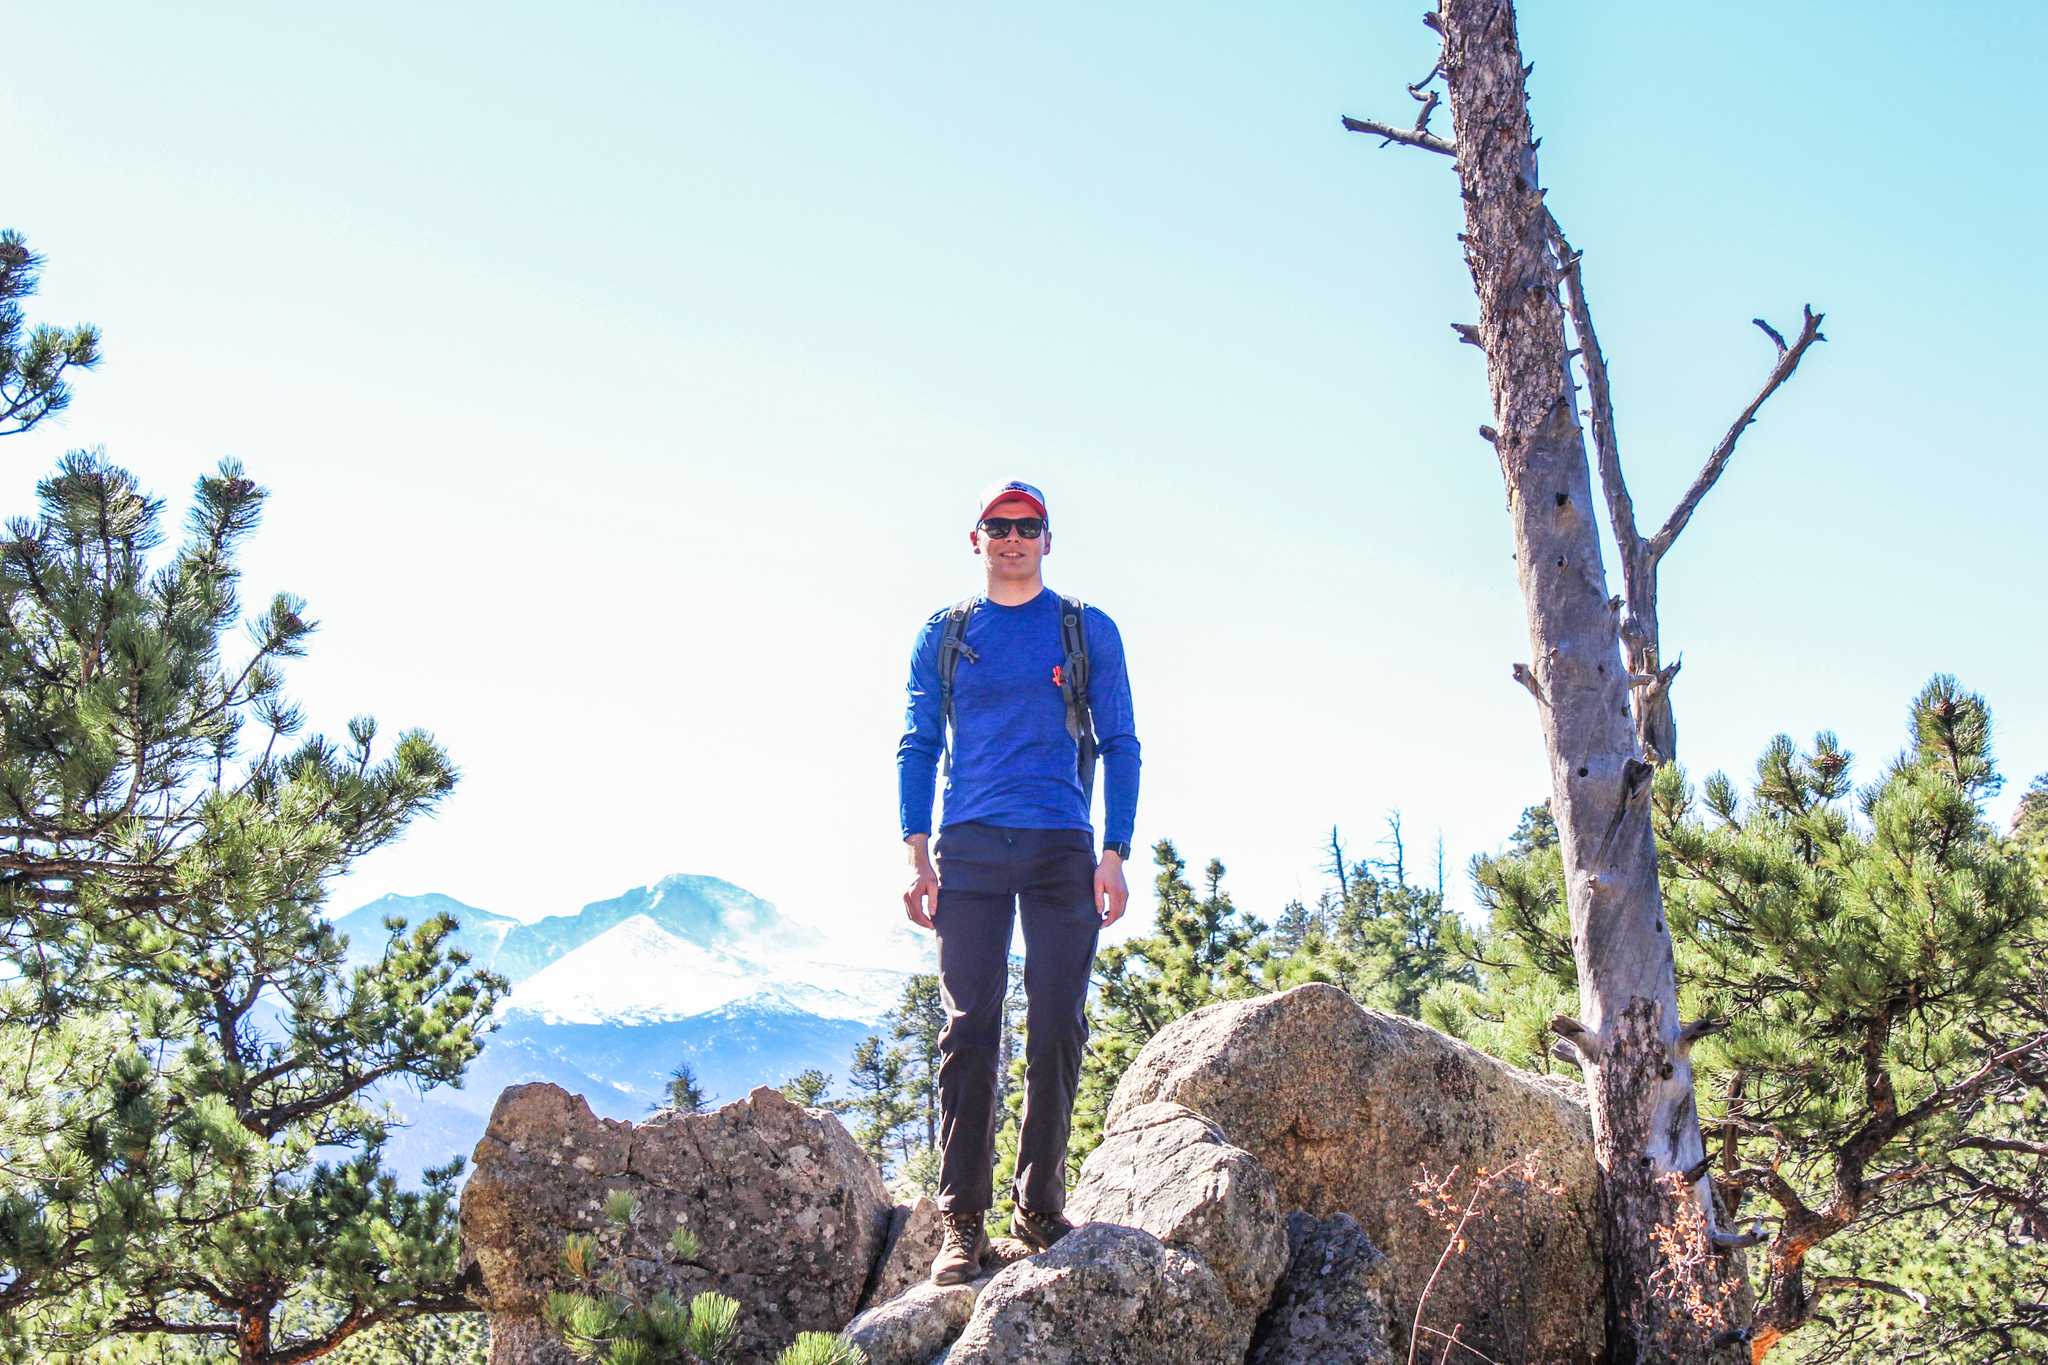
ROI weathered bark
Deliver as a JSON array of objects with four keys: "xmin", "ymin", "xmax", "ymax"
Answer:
[
  {"xmin": 239, "ymin": 1305, "xmax": 271, "ymax": 1365},
  {"xmin": 1430, "ymin": 2, "xmax": 1742, "ymax": 1357}
]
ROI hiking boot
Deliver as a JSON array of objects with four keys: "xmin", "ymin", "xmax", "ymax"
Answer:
[
  {"xmin": 1010, "ymin": 1203, "xmax": 1075, "ymax": 1253},
  {"xmin": 930, "ymin": 1208, "xmax": 989, "ymax": 1285}
]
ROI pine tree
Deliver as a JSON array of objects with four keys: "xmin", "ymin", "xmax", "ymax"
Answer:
[
  {"xmin": 656, "ymin": 1061, "xmax": 709, "ymax": 1115},
  {"xmin": 1450, "ymin": 678, "xmax": 2048, "ymax": 1359},
  {"xmin": 542, "ymin": 1191, "xmax": 736, "ymax": 1364},
  {"xmin": 2015, "ymin": 773, "xmax": 2048, "ymax": 852},
  {"xmin": 321, "ymin": 1310, "xmax": 488, "ymax": 1364},
  {"xmin": 0, "ymin": 231, "xmax": 100, "ymax": 437},
  {"xmin": 1425, "ymin": 808, "xmax": 1581, "ymax": 1073},
  {"xmin": 1265, "ymin": 818, "xmax": 1476, "ymax": 1017},
  {"xmin": 1657, "ymin": 677, "xmax": 2048, "ymax": 1358},
  {"xmin": 1344, "ymin": 4, "xmax": 1827, "ymax": 1350},
  {"xmin": 778, "ymin": 1069, "xmax": 840, "ymax": 1112},
  {"xmin": 1270, "ymin": 898, "xmax": 1315, "ymax": 953},
  {"xmin": 885, "ymin": 975, "xmax": 945, "ymax": 1151},
  {"xmin": 0, "ymin": 453, "xmax": 505, "ymax": 1362},
  {"xmin": 845, "ymin": 1037, "xmax": 914, "ymax": 1170},
  {"xmin": 540, "ymin": 1194, "xmax": 869, "ymax": 1365}
]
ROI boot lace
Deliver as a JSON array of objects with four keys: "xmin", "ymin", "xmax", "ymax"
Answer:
[{"xmin": 940, "ymin": 1210, "xmax": 984, "ymax": 1251}]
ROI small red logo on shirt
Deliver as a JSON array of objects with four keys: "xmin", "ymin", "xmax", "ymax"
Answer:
[{"xmin": 1052, "ymin": 665, "xmax": 1065, "ymax": 688}]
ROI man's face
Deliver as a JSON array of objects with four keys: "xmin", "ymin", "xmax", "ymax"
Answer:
[{"xmin": 971, "ymin": 495, "xmax": 1049, "ymax": 578}]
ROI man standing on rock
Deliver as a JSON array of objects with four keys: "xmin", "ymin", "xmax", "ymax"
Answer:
[{"xmin": 897, "ymin": 479, "xmax": 1141, "ymax": 1286}]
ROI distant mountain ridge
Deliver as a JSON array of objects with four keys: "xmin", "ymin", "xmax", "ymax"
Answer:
[
  {"xmin": 327, "ymin": 874, "xmax": 933, "ymax": 1180},
  {"xmin": 339, "ymin": 873, "xmax": 815, "ymax": 976}
]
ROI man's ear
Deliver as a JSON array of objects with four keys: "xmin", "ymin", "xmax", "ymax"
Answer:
[
  {"xmin": 968, "ymin": 530, "xmax": 981, "ymax": 555},
  {"xmin": 1041, "ymin": 531, "xmax": 1051, "ymax": 556}
]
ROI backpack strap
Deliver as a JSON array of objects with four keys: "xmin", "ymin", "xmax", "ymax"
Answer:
[
  {"xmin": 1057, "ymin": 595, "xmax": 1098, "ymax": 808},
  {"xmin": 936, "ymin": 598, "xmax": 979, "ymax": 775}
]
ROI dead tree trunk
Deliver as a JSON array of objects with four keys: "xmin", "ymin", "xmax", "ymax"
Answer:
[
  {"xmin": 1344, "ymin": 3, "xmax": 1832, "ymax": 1354},
  {"xmin": 1347, "ymin": 32, "xmax": 1821, "ymax": 774},
  {"xmin": 1438, "ymin": 6, "xmax": 1739, "ymax": 1350},
  {"xmin": 1347, "ymin": 3, "xmax": 1754, "ymax": 1357}
]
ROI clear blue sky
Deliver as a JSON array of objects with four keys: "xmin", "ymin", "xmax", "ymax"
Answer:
[{"xmin": 6, "ymin": 1, "xmax": 2043, "ymax": 946}]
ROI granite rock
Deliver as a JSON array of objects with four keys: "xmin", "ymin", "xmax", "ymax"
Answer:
[
  {"xmin": 940, "ymin": 1222, "xmax": 1242, "ymax": 1365},
  {"xmin": 1248, "ymin": 1210, "xmax": 1396, "ymax": 1365},
  {"xmin": 460, "ymin": 1082, "xmax": 891, "ymax": 1364},
  {"xmin": 1109, "ymin": 982, "xmax": 1603, "ymax": 1363},
  {"xmin": 1067, "ymin": 1100, "xmax": 1288, "ymax": 1322}
]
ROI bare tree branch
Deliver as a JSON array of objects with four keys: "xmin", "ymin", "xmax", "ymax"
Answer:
[
  {"xmin": 1710, "ymin": 1220, "xmax": 1770, "ymax": 1249},
  {"xmin": 1648, "ymin": 305, "xmax": 1827, "ymax": 562},
  {"xmin": 1549, "ymin": 1014, "xmax": 1601, "ymax": 1063},
  {"xmin": 1339, "ymin": 115, "xmax": 1456, "ymax": 156},
  {"xmin": 1407, "ymin": 61, "xmax": 1446, "ymax": 139},
  {"xmin": 1545, "ymin": 213, "xmax": 1642, "ymax": 563}
]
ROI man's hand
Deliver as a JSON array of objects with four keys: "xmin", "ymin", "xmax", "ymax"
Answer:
[
  {"xmin": 903, "ymin": 834, "xmax": 939, "ymax": 931},
  {"xmin": 1094, "ymin": 850, "xmax": 1129, "ymax": 927}
]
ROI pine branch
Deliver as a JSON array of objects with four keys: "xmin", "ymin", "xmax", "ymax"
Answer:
[
  {"xmin": 1809, "ymin": 1276, "xmax": 1928, "ymax": 1311},
  {"xmin": 1949, "ymin": 1134, "xmax": 2048, "ymax": 1158}
]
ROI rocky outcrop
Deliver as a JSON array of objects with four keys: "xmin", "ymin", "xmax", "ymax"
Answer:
[
  {"xmin": 464, "ymin": 981, "xmax": 1611, "ymax": 1363},
  {"xmin": 460, "ymin": 1082, "xmax": 891, "ymax": 1365},
  {"xmin": 940, "ymin": 1223, "xmax": 1242, "ymax": 1364},
  {"xmin": 1109, "ymin": 982, "xmax": 1603, "ymax": 1364},
  {"xmin": 1249, "ymin": 1211, "xmax": 1396, "ymax": 1365},
  {"xmin": 1066, "ymin": 1100, "xmax": 1288, "ymax": 1321}
]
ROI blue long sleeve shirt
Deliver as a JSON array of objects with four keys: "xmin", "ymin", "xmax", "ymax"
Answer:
[{"xmin": 897, "ymin": 587, "xmax": 1140, "ymax": 847}]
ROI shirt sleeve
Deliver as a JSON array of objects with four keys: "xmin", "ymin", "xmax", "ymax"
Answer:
[
  {"xmin": 1085, "ymin": 607, "xmax": 1141, "ymax": 848},
  {"xmin": 896, "ymin": 611, "xmax": 948, "ymax": 839}
]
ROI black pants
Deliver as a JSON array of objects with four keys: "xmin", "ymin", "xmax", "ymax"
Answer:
[{"xmin": 932, "ymin": 821, "xmax": 1101, "ymax": 1215}]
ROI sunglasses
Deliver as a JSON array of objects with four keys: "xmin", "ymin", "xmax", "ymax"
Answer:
[{"xmin": 978, "ymin": 516, "xmax": 1046, "ymax": 540}]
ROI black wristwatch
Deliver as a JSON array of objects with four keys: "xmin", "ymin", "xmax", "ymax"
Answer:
[{"xmin": 1103, "ymin": 841, "xmax": 1132, "ymax": 860}]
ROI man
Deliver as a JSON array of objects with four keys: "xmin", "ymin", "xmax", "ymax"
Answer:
[{"xmin": 896, "ymin": 479, "xmax": 1140, "ymax": 1286}]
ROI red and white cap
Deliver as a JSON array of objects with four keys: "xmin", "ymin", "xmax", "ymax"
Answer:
[{"xmin": 975, "ymin": 479, "xmax": 1048, "ymax": 524}]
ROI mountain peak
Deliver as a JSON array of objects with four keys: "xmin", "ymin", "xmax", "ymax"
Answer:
[
  {"xmin": 504, "ymin": 913, "xmax": 758, "ymax": 1025},
  {"xmin": 335, "ymin": 890, "xmax": 511, "ymax": 926}
]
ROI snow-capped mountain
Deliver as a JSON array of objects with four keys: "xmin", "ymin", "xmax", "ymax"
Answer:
[
  {"xmin": 325, "ymin": 875, "xmax": 935, "ymax": 1180},
  {"xmin": 499, "ymin": 912, "xmax": 915, "ymax": 1026},
  {"xmin": 333, "ymin": 873, "xmax": 932, "ymax": 1021}
]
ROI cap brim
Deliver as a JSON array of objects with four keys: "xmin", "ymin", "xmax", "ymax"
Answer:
[{"xmin": 977, "ymin": 492, "xmax": 1048, "ymax": 522}]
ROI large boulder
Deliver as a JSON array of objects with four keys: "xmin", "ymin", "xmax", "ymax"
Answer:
[
  {"xmin": 1248, "ymin": 1211, "xmax": 1396, "ymax": 1365},
  {"xmin": 1066, "ymin": 1100, "xmax": 1288, "ymax": 1320},
  {"xmin": 1109, "ymin": 982, "xmax": 1603, "ymax": 1364},
  {"xmin": 460, "ymin": 1082, "xmax": 891, "ymax": 1365},
  {"xmin": 940, "ymin": 1223, "xmax": 1242, "ymax": 1364}
]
